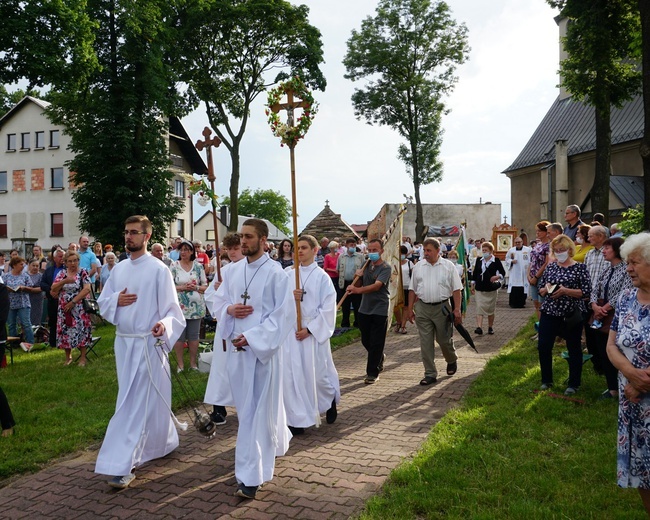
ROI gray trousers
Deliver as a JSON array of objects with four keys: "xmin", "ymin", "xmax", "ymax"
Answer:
[{"xmin": 414, "ymin": 300, "xmax": 457, "ymax": 378}]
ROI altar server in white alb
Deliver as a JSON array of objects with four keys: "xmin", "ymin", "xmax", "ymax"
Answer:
[
  {"xmin": 211, "ymin": 218, "xmax": 295, "ymax": 500},
  {"xmin": 203, "ymin": 232, "xmax": 244, "ymax": 425},
  {"xmin": 504, "ymin": 237, "xmax": 531, "ymax": 308},
  {"xmin": 95, "ymin": 215, "xmax": 186, "ymax": 489},
  {"xmin": 283, "ymin": 235, "xmax": 340, "ymax": 436}
]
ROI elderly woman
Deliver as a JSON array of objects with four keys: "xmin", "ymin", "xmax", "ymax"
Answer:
[
  {"xmin": 537, "ymin": 235, "xmax": 591, "ymax": 395},
  {"xmin": 527, "ymin": 221, "xmax": 552, "ymax": 322},
  {"xmin": 590, "ymin": 238, "xmax": 633, "ymax": 399},
  {"xmin": 4, "ymin": 256, "xmax": 35, "ymax": 351},
  {"xmin": 170, "ymin": 240, "xmax": 208, "ymax": 371},
  {"xmin": 99, "ymin": 252, "xmax": 117, "ymax": 292},
  {"xmin": 573, "ymin": 224, "xmax": 593, "ymax": 263},
  {"xmin": 605, "ymin": 233, "xmax": 650, "ymax": 514},
  {"xmin": 470, "ymin": 241, "xmax": 505, "ymax": 335},
  {"xmin": 323, "ymin": 240, "xmax": 340, "ymax": 294},
  {"xmin": 50, "ymin": 251, "xmax": 93, "ymax": 366}
]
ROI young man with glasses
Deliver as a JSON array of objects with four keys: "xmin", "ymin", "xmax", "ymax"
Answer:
[{"xmin": 95, "ymin": 215, "xmax": 185, "ymax": 489}]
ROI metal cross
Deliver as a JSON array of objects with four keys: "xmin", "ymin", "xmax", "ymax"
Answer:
[{"xmin": 240, "ymin": 291, "xmax": 250, "ymax": 305}]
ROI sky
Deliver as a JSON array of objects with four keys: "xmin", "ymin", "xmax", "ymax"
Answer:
[{"xmin": 182, "ymin": 0, "xmax": 561, "ymax": 233}]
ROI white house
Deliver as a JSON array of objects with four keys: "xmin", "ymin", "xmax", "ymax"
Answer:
[
  {"xmin": 0, "ymin": 96, "xmax": 206, "ymax": 255},
  {"xmin": 194, "ymin": 210, "xmax": 289, "ymax": 244}
]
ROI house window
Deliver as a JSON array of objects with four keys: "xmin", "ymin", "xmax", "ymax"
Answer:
[
  {"xmin": 51, "ymin": 213, "xmax": 64, "ymax": 237},
  {"xmin": 0, "ymin": 171, "xmax": 6, "ymax": 192},
  {"xmin": 176, "ymin": 219, "xmax": 185, "ymax": 238},
  {"xmin": 174, "ymin": 179, "xmax": 185, "ymax": 198},
  {"xmin": 206, "ymin": 230, "xmax": 215, "ymax": 241},
  {"xmin": 21, "ymin": 132, "xmax": 30, "ymax": 150},
  {"xmin": 50, "ymin": 130, "xmax": 59, "ymax": 148},
  {"xmin": 51, "ymin": 167, "xmax": 64, "ymax": 189},
  {"xmin": 35, "ymin": 131, "xmax": 45, "ymax": 149},
  {"xmin": 7, "ymin": 134, "xmax": 16, "ymax": 151},
  {"xmin": 0, "ymin": 215, "xmax": 6, "ymax": 238}
]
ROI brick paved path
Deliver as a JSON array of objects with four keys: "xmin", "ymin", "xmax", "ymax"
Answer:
[{"xmin": 0, "ymin": 293, "xmax": 531, "ymax": 519}]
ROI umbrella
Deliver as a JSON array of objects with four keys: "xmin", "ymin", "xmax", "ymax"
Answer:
[{"xmin": 442, "ymin": 305, "xmax": 478, "ymax": 353}]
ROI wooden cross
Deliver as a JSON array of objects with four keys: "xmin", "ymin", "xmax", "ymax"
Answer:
[
  {"xmin": 195, "ymin": 127, "xmax": 221, "ymax": 182},
  {"xmin": 270, "ymin": 89, "xmax": 310, "ymax": 130}
]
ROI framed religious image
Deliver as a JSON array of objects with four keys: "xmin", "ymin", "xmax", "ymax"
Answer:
[{"xmin": 497, "ymin": 234, "xmax": 512, "ymax": 252}]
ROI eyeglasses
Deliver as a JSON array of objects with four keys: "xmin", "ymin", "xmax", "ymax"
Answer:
[{"xmin": 124, "ymin": 230, "xmax": 147, "ymax": 237}]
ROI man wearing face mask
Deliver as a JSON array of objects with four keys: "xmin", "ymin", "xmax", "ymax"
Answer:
[
  {"xmin": 345, "ymin": 239, "xmax": 391, "ymax": 384},
  {"xmin": 337, "ymin": 238, "xmax": 365, "ymax": 327},
  {"xmin": 505, "ymin": 238, "xmax": 531, "ymax": 308}
]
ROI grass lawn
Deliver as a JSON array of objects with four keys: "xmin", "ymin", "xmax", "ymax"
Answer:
[
  {"xmin": 360, "ymin": 319, "xmax": 646, "ymax": 520},
  {"xmin": 0, "ymin": 311, "xmax": 361, "ymax": 483}
]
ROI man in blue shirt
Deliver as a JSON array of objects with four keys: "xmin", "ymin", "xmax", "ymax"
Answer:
[{"xmin": 78, "ymin": 235, "xmax": 100, "ymax": 284}]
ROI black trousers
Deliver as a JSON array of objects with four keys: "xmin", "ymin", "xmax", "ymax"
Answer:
[
  {"xmin": 538, "ymin": 313, "xmax": 583, "ymax": 388},
  {"xmin": 508, "ymin": 286, "xmax": 527, "ymax": 308},
  {"xmin": 584, "ymin": 316, "xmax": 604, "ymax": 374},
  {"xmin": 594, "ymin": 330, "xmax": 618, "ymax": 392},
  {"xmin": 357, "ymin": 312, "xmax": 388, "ymax": 378},
  {"xmin": 47, "ymin": 298, "xmax": 58, "ymax": 349},
  {"xmin": 340, "ymin": 281, "xmax": 362, "ymax": 328},
  {"xmin": 0, "ymin": 387, "xmax": 15, "ymax": 431}
]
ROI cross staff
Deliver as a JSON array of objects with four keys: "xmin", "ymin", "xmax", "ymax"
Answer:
[
  {"xmin": 270, "ymin": 90, "xmax": 310, "ymax": 330},
  {"xmin": 195, "ymin": 126, "xmax": 225, "ymax": 350}
]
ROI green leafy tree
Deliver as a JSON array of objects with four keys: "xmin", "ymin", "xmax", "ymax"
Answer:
[
  {"xmin": 619, "ymin": 204, "xmax": 645, "ymax": 235},
  {"xmin": 176, "ymin": 0, "xmax": 326, "ymax": 231},
  {"xmin": 639, "ymin": 1, "xmax": 650, "ymax": 231},
  {"xmin": 42, "ymin": 0, "xmax": 187, "ymax": 247},
  {"xmin": 222, "ymin": 188, "xmax": 292, "ymax": 235},
  {"xmin": 343, "ymin": 0, "xmax": 469, "ymax": 240},
  {"xmin": 548, "ymin": 0, "xmax": 641, "ymax": 226},
  {"xmin": 0, "ymin": 86, "xmax": 47, "ymax": 116}
]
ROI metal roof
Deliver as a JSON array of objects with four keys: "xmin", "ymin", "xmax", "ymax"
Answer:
[{"xmin": 503, "ymin": 94, "xmax": 644, "ymax": 173}]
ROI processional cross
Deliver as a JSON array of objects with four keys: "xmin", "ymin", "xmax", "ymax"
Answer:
[{"xmin": 269, "ymin": 90, "xmax": 311, "ymax": 329}]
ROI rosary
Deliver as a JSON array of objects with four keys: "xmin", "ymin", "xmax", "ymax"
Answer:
[{"xmin": 241, "ymin": 257, "xmax": 270, "ymax": 304}]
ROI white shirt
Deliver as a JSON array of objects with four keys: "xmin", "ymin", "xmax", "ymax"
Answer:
[{"xmin": 410, "ymin": 256, "xmax": 462, "ymax": 303}]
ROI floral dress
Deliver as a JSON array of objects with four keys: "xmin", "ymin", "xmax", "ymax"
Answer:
[
  {"xmin": 611, "ymin": 288, "xmax": 650, "ymax": 489},
  {"xmin": 54, "ymin": 269, "xmax": 92, "ymax": 350},
  {"xmin": 170, "ymin": 261, "xmax": 207, "ymax": 319}
]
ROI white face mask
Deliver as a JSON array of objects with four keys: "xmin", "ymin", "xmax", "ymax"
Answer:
[
  {"xmin": 576, "ymin": 236, "xmax": 583, "ymax": 245},
  {"xmin": 555, "ymin": 251, "xmax": 569, "ymax": 263},
  {"xmin": 482, "ymin": 251, "xmax": 491, "ymax": 260}
]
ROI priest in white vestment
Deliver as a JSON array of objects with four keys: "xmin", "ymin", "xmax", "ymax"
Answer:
[
  {"xmin": 95, "ymin": 216, "xmax": 186, "ymax": 489},
  {"xmin": 203, "ymin": 233, "xmax": 245, "ymax": 423},
  {"xmin": 283, "ymin": 235, "xmax": 340, "ymax": 434},
  {"xmin": 504, "ymin": 239, "xmax": 531, "ymax": 308},
  {"xmin": 211, "ymin": 219, "xmax": 295, "ymax": 500}
]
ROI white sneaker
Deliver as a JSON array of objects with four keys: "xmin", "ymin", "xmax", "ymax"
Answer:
[
  {"xmin": 20, "ymin": 342, "xmax": 32, "ymax": 352},
  {"xmin": 107, "ymin": 473, "xmax": 136, "ymax": 489}
]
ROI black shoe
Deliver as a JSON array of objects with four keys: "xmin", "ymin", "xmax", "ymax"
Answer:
[
  {"xmin": 475, "ymin": 327, "xmax": 483, "ymax": 335},
  {"xmin": 599, "ymin": 389, "xmax": 615, "ymax": 400},
  {"xmin": 235, "ymin": 483, "xmax": 258, "ymax": 499},
  {"xmin": 378, "ymin": 353, "xmax": 386, "ymax": 373},
  {"xmin": 209, "ymin": 411, "xmax": 226, "ymax": 425},
  {"xmin": 340, "ymin": 322, "xmax": 350, "ymax": 328},
  {"xmin": 288, "ymin": 425, "xmax": 305, "ymax": 435},
  {"xmin": 326, "ymin": 399, "xmax": 337, "ymax": 424},
  {"xmin": 215, "ymin": 405, "xmax": 227, "ymax": 418},
  {"xmin": 446, "ymin": 362, "xmax": 457, "ymax": 376},
  {"xmin": 488, "ymin": 327, "xmax": 494, "ymax": 335},
  {"xmin": 419, "ymin": 376, "xmax": 437, "ymax": 386}
]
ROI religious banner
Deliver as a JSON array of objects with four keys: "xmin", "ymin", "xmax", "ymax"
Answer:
[
  {"xmin": 383, "ymin": 205, "xmax": 406, "ymax": 335},
  {"xmin": 455, "ymin": 225, "xmax": 471, "ymax": 314},
  {"xmin": 424, "ymin": 224, "xmax": 460, "ymax": 237}
]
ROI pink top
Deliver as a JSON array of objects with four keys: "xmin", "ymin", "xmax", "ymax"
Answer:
[{"xmin": 323, "ymin": 253, "xmax": 339, "ymax": 279}]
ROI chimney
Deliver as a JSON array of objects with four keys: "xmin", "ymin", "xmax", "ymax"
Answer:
[{"xmin": 556, "ymin": 15, "xmax": 571, "ymax": 101}]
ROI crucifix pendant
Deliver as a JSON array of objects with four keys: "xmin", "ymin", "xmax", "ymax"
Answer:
[
  {"xmin": 300, "ymin": 290, "xmax": 306, "ymax": 302},
  {"xmin": 241, "ymin": 291, "xmax": 250, "ymax": 305}
]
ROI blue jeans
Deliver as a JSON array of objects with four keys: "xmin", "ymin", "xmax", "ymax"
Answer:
[{"xmin": 8, "ymin": 307, "xmax": 34, "ymax": 344}]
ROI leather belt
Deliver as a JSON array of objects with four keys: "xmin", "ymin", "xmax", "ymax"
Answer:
[{"xmin": 420, "ymin": 299, "xmax": 449, "ymax": 305}]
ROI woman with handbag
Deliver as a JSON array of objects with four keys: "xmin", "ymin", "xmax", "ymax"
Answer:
[
  {"xmin": 470, "ymin": 241, "xmax": 505, "ymax": 335},
  {"xmin": 537, "ymin": 235, "xmax": 591, "ymax": 395},
  {"xmin": 50, "ymin": 251, "xmax": 92, "ymax": 366},
  {"xmin": 590, "ymin": 237, "xmax": 632, "ymax": 399}
]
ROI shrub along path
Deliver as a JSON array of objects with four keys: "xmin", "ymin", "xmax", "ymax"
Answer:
[{"xmin": 0, "ymin": 292, "xmax": 531, "ymax": 519}]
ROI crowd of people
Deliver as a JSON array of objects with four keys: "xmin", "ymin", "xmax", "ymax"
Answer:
[{"xmin": 1, "ymin": 207, "xmax": 650, "ymax": 513}]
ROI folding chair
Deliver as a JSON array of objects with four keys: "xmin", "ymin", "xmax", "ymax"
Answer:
[
  {"xmin": 74, "ymin": 336, "xmax": 102, "ymax": 363},
  {"xmin": 561, "ymin": 351, "xmax": 593, "ymax": 384}
]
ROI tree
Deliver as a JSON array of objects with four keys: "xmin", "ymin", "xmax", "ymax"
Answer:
[
  {"xmin": 222, "ymin": 188, "xmax": 292, "ymax": 235},
  {"xmin": 343, "ymin": 0, "xmax": 469, "ymax": 240},
  {"xmin": 548, "ymin": 0, "xmax": 641, "ymax": 226},
  {"xmin": 176, "ymin": 0, "xmax": 326, "ymax": 231},
  {"xmin": 639, "ymin": 0, "xmax": 650, "ymax": 231},
  {"xmin": 0, "ymin": 86, "xmax": 47, "ymax": 116},
  {"xmin": 619, "ymin": 204, "xmax": 645, "ymax": 235},
  {"xmin": 41, "ymin": 0, "xmax": 187, "ymax": 248}
]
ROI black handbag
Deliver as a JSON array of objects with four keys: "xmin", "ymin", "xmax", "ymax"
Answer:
[
  {"xmin": 563, "ymin": 305, "xmax": 583, "ymax": 329},
  {"xmin": 82, "ymin": 287, "xmax": 100, "ymax": 315}
]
